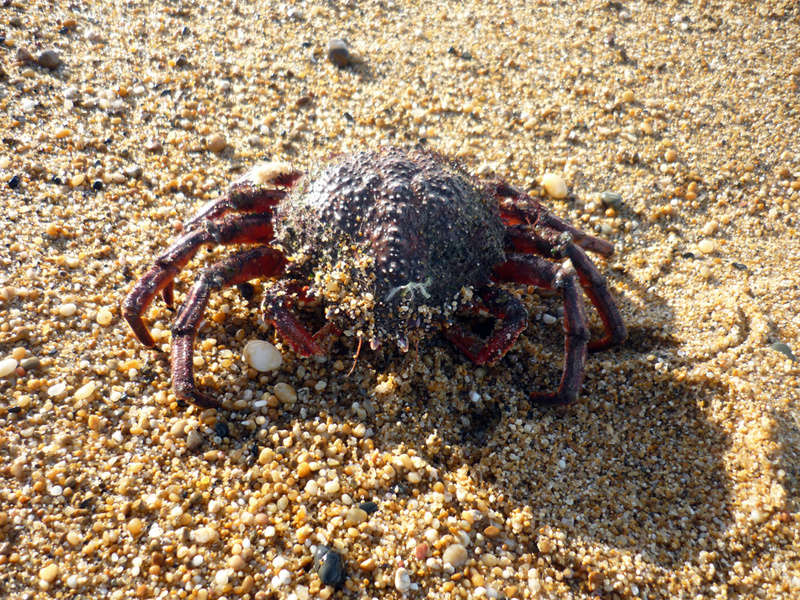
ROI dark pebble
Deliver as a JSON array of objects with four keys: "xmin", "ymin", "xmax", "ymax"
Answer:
[
  {"xmin": 214, "ymin": 421, "xmax": 229, "ymax": 438},
  {"xmin": 313, "ymin": 545, "xmax": 346, "ymax": 588},
  {"xmin": 769, "ymin": 342, "xmax": 797, "ymax": 362},
  {"xmin": 732, "ymin": 262, "xmax": 747, "ymax": 271},
  {"xmin": 92, "ymin": 180, "xmax": 104, "ymax": 191},
  {"xmin": 327, "ymin": 38, "xmax": 351, "ymax": 67},
  {"xmin": 17, "ymin": 47, "xmax": 35, "ymax": 65},
  {"xmin": 37, "ymin": 49, "xmax": 62, "ymax": 70},
  {"xmin": 8, "ymin": 175, "xmax": 20, "ymax": 189},
  {"xmin": 600, "ymin": 191, "xmax": 623, "ymax": 208},
  {"xmin": 358, "ymin": 501, "xmax": 379, "ymax": 514},
  {"xmin": 20, "ymin": 357, "xmax": 41, "ymax": 371},
  {"xmin": 236, "ymin": 282, "xmax": 255, "ymax": 301}
]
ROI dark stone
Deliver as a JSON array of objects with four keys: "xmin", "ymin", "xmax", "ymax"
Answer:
[
  {"xmin": 37, "ymin": 49, "xmax": 62, "ymax": 70},
  {"xmin": 327, "ymin": 38, "xmax": 351, "ymax": 67},
  {"xmin": 92, "ymin": 180, "xmax": 104, "ymax": 191},
  {"xmin": 213, "ymin": 421, "xmax": 229, "ymax": 438},
  {"xmin": 358, "ymin": 500, "xmax": 378, "ymax": 514},
  {"xmin": 8, "ymin": 174, "xmax": 20, "ymax": 189},
  {"xmin": 313, "ymin": 545, "xmax": 346, "ymax": 588}
]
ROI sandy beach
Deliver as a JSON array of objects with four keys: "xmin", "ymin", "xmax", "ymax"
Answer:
[{"xmin": 1, "ymin": 1, "xmax": 799, "ymax": 598}]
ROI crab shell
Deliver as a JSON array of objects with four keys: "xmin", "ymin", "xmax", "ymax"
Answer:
[{"xmin": 273, "ymin": 147, "xmax": 506, "ymax": 348}]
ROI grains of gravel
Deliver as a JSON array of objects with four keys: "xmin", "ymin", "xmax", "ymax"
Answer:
[{"xmin": 1, "ymin": 2, "xmax": 798, "ymax": 599}]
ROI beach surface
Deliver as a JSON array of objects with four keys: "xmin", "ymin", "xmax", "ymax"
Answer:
[{"xmin": 1, "ymin": 1, "xmax": 799, "ymax": 598}]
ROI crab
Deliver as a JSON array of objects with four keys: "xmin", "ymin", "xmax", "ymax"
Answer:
[{"xmin": 123, "ymin": 146, "xmax": 626, "ymax": 409}]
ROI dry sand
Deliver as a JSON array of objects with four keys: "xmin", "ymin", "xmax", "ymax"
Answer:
[{"xmin": 1, "ymin": 1, "xmax": 799, "ymax": 598}]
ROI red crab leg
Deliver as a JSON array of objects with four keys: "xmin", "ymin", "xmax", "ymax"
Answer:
[
  {"xmin": 493, "ymin": 254, "xmax": 590, "ymax": 405},
  {"xmin": 493, "ymin": 181, "xmax": 614, "ymax": 257},
  {"xmin": 183, "ymin": 180, "xmax": 293, "ymax": 231},
  {"xmin": 506, "ymin": 226, "xmax": 626, "ymax": 352},
  {"xmin": 122, "ymin": 213, "xmax": 273, "ymax": 347},
  {"xmin": 170, "ymin": 246, "xmax": 286, "ymax": 409},
  {"xmin": 443, "ymin": 286, "xmax": 528, "ymax": 366},
  {"xmin": 260, "ymin": 283, "xmax": 332, "ymax": 357}
]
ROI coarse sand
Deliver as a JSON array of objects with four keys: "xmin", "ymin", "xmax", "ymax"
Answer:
[{"xmin": 1, "ymin": 1, "xmax": 799, "ymax": 598}]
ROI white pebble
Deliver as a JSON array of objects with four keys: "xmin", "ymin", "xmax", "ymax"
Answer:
[
  {"xmin": 0, "ymin": 358, "xmax": 18, "ymax": 378},
  {"xmin": 215, "ymin": 569, "xmax": 230, "ymax": 585},
  {"xmin": 243, "ymin": 340, "xmax": 282, "ymax": 372},
  {"xmin": 698, "ymin": 239, "xmax": 716, "ymax": 254},
  {"xmin": 542, "ymin": 313, "xmax": 558, "ymax": 325},
  {"xmin": 324, "ymin": 478, "xmax": 341, "ymax": 495},
  {"xmin": 394, "ymin": 567, "xmax": 411, "ymax": 592},
  {"xmin": 443, "ymin": 543, "xmax": 468, "ymax": 568},
  {"xmin": 58, "ymin": 302, "xmax": 78, "ymax": 317},
  {"xmin": 192, "ymin": 554, "xmax": 204, "ymax": 567},
  {"xmin": 277, "ymin": 568, "xmax": 292, "ymax": 585},
  {"xmin": 192, "ymin": 526, "xmax": 218, "ymax": 544},
  {"xmin": 73, "ymin": 381, "xmax": 97, "ymax": 401},
  {"xmin": 48, "ymin": 382, "xmax": 67, "ymax": 397},
  {"xmin": 541, "ymin": 173, "xmax": 568, "ymax": 199}
]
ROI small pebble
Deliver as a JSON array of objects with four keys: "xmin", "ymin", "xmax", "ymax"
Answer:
[
  {"xmin": 698, "ymin": 239, "xmax": 716, "ymax": 254},
  {"xmin": 124, "ymin": 164, "xmax": 143, "ymax": 178},
  {"xmin": 146, "ymin": 139, "xmax": 163, "ymax": 153},
  {"xmin": 73, "ymin": 381, "xmax": 96, "ymax": 401},
  {"xmin": 443, "ymin": 543, "xmax": 468, "ymax": 568},
  {"xmin": 20, "ymin": 357, "xmax": 40, "ymax": 371},
  {"xmin": 769, "ymin": 342, "xmax": 797, "ymax": 362},
  {"xmin": 394, "ymin": 567, "xmax": 411, "ymax": 592},
  {"xmin": 358, "ymin": 501, "xmax": 379, "ymax": 514},
  {"xmin": 39, "ymin": 563, "xmax": 59, "ymax": 584},
  {"xmin": 17, "ymin": 48, "xmax": 36, "ymax": 65},
  {"xmin": 96, "ymin": 307, "xmax": 113, "ymax": 326},
  {"xmin": 193, "ymin": 526, "xmax": 218, "ymax": 544},
  {"xmin": 66, "ymin": 531, "xmax": 82, "ymax": 546},
  {"xmin": 243, "ymin": 340, "xmax": 282, "ymax": 372},
  {"xmin": 327, "ymin": 38, "xmax": 352, "ymax": 67},
  {"xmin": 58, "ymin": 302, "xmax": 78, "ymax": 317},
  {"xmin": 186, "ymin": 429, "xmax": 203, "ymax": 450},
  {"xmin": 415, "ymin": 542, "xmax": 429, "ymax": 560},
  {"xmin": 273, "ymin": 381, "xmax": 297, "ymax": 404},
  {"xmin": 47, "ymin": 382, "xmax": 67, "ymax": 398},
  {"xmin": 127, "ymin": 518, "xmax": 144, "ymax": 538},
  {"xmin": 537, "ymin": 537, "xmax": 554, "ymax": 554},
  {"xmin": 37, "ymin": 49, "xmax": 62, "ymax": 70},
  {"xmin": 0, "ymin": 358, "xmax": 18, "ymax": 378},
  {"xmin": 542, "ymin": 313, "xmax": 557, "ymax": 325},
  {"xmin": 314, "ymin": 545, "xmax": 346, "ymax": 588},
  {"xmin": 664, "ymin": 148, "xmax": 678, "ymax": 162},
  {"xmin": 600, "ymin": 191, "xmax": 623, "ymax": 208},
  {"xmin": 541, "ymin": 173, "xmax": 568, "ymax": 199},
  {"xmin": 207, "ymin": 133, "xmax": 227, "ymax": 153},
  {"xmin": 324, "ymin": 478, "xmax": 341, "ymax": 495},
  {"xmin": 345, "ymin": 507, "xmax": 368, "ymax": 526}
]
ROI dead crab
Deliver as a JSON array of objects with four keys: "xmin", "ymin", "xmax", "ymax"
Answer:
[{"xmin": 123, "ymin": 146, "xmax": 625, "ymax": 409}]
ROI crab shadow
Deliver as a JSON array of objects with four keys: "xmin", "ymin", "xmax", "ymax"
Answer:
[
  {"xmin": 202, "ymin": 259, "xmax": 733, "ymax": 581},
  {"xmin": 248, "ymin": 276, "xmax": 732, "ymax": 576},
  {"xmin": 353, "ymin": 285, "xmax": 735, "ymax": 575}
]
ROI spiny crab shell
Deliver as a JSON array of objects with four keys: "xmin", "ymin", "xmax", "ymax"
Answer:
[{"xmin": 273, "ymin": 146, "xmax": 506, "ymax": 350}]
